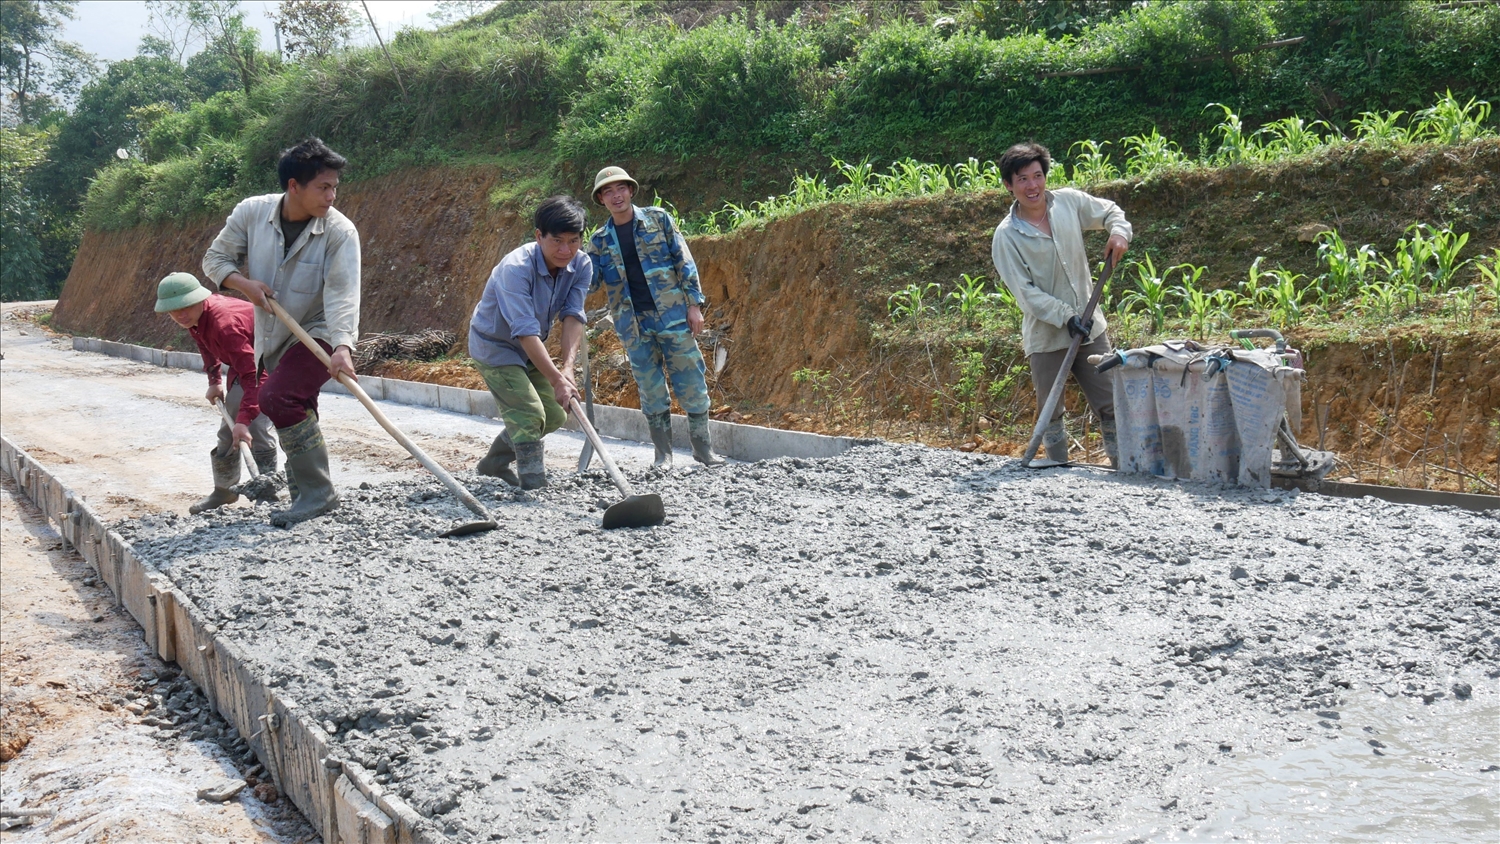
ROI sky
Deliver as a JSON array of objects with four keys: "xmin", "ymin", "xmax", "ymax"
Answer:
[{"xmin": 62, "ymin": 1, "xmax": 448, "ymax": 64}]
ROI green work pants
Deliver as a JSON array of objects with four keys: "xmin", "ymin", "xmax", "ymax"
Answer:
[{"xmin": 475, "ymin": 361, "xmax": 567, "ymax": 445}]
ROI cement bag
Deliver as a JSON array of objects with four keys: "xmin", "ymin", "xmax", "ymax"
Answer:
[{"xmin": 1110, "ymin": 345, "xmax": 1299, "ymax": 488}]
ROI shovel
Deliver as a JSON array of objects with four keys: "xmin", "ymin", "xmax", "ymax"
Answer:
[
  {"xmin": 214, "ymin": 398, "xmax": 280, "ymax": 502},
  {"xmin": 568, "ymin": 396, "xmax": 664, "ymax": 529},
  {"xmin": 576, "ymin": 333, "xmax": 597, "ymax": 473},
  {"xmin": 265, "ymin": 298, "xmax": 498, "ymax": 538},
  {"xmin": 1020, "ymin": 255, "xmax": 1117, "ymax": 469}
]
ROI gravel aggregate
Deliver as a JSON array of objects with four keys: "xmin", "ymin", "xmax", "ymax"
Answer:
[{"xmin": 119, "ymin": 444, "xmax": 1500, "ymax": 841}]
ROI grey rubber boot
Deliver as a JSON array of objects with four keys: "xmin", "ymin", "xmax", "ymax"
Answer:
[
  {"xmin": 1099, "ymin": 417, "xmax": 1119, "ymax": 468},
  {"xmin": 646, "ymin": 411, "xmax": 673, "ymax": 469},
  {"xmin": 252, "ymin": 447, "xmax": 278, "ymax": 476},
  {"xmin": 688, "ymin": 412, "xmax": 726, "ymax": 466},
  {"xmin": 515, "ymin": 440, "xmax": 547, "ymax": 490},
  {"xmin": 189, "ymin": 448, "xmax": 241, "ymax": 514},
  {"xmin": 1042, "ymin": 418, "xmax": 1069, "ymax": 464},
  {"xmin": 271, "ymin": 414, "xmax": 339, "ymax": 527},
  {"xmin": 476, "ymin": 430, "xmax": 520, "ymax": 486}
]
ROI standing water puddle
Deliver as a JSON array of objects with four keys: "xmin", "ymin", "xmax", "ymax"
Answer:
[{"xmin": 1082, "ymin": 681, "xmax": 1499, "ymax": 841}]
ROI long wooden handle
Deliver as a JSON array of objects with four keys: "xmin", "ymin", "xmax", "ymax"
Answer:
[
  {"xmin": 569, "ymin": 397, "xmax": 635, "ymax": 497},
  {"xmin": 214, "ymin": 398, "xmax": 259, "ymax": 478},
  {"xmin": 576, "ymin": 334, "xmax": 596, "ymax": 472},
  {"xmin": 1020, "ymin": 256, "xmax": 1117, "ymax": 467},
  {"xmin": 265, "ymin": 298, "xmax": 492, "ymax": 522}
]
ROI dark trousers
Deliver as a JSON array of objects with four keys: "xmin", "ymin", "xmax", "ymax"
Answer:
[
  {"xmin": 1029, "ymin": 336, "xmax": 1115, "ymax": 424},
  {"xmin": 260, "ymin": 340, "xmax": 332, "ymax": 429}
]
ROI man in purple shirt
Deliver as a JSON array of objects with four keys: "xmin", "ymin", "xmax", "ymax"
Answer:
[{"xmin": 467, "ymin": 196, "xmax": 591, "ymax": 489}]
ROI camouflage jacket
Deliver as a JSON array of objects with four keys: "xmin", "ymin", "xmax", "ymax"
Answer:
[{"xmin": 586, "ymin": 205, "xmax": 704, "ymax": 348}]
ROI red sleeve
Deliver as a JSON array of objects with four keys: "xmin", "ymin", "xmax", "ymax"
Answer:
[{"xmin": 194, "ymin": 332, "xmax": 223, "ymax": 385}]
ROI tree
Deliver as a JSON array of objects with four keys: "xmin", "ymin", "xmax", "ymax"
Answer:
[
  {"xmin": 143, "ymin": 1, "xmax": 268, "ymax": 94},
  {"xmin": 428, "ymin": 1, "xmax": 500, "ymax": 27},
  {"xmin": 272, "ymin": 1, "xmax": 356, "ymax": 61},
  {"xmin": 0, "ymin": 0, "xmax": 96, "ymax": 125},
  {"xmin": 1, "ymin": 126, "xmax": 51, "ymax": 300}
]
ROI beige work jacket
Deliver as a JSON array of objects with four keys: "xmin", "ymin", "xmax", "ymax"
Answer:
[
  {"xmin": 990, "ymin": 188, "xmax": 1131, "ymax": 356},
  {"xmin": 202, "ymin": 193, "xmax": 361, "ymax": 370}
]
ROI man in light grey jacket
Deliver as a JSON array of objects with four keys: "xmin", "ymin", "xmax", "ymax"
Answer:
[
  {"xmin": 203, "ymin": 137, "xmax": 360, "ymax": 526},
  {"xmin": 991, "ymin": 141, "xmax": 1130, "ymax": 466}
]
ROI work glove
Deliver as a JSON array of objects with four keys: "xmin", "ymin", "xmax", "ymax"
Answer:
[{"xmin": 1066, "ymin": 315, "xmax": 1094, "ymax": 340}]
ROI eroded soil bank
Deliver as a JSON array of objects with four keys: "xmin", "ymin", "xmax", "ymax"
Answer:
[{"xmin": 120, "ymin": 446, "xmax": 1499, "ymax": 841}]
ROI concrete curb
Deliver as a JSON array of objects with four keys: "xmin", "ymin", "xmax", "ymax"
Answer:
[
  {"xmin": 72, "ymin": 337, "xmax": 873, "ymax": 462},
  {"xmin": 1, "ymin": 436, "xmax": 431, "ymax": 844}
]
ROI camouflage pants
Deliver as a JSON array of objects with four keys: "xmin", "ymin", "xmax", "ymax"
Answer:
[
  {"xmin": 625, "ymin": 309, "xmax": 710, "ymax": 416},
  {"xmin": 474, "ymin": 361, "xmax": 567, "ymax": 444}
]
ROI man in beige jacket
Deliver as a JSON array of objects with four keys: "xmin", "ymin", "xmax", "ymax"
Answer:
[
  {"xmin": 991, "ymin": 141, "xmax": 1130, "ymax": 466},
  {"xmin": 203, "ymin": 137, "xmax": 360, "ymax": 526}
]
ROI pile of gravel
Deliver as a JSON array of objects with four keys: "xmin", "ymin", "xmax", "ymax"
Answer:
[{"xmin": 119, "ymin": 444, "xmax": 1499, "ymax": 841}]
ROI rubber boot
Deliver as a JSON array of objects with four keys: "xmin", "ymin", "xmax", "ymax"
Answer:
[
  {"xmin": 476, "ymin": 430, "xmax": 520, "ymax": 486},
  {"xmin": 271, "ymin": 415, "xmax": 339, "ymax": 527},
  {"xmin": 515, "ymin": 440, "xmax": 547, "ymax": 490},
  {"xmin": 1100, "ymin": 417, "xmax": 1119, "ymax": 469},
  {"xmin": 252, "ymin": 447, "xmax": 278, "ymax": 477},
  {"xmin": 688, "ymin": 412, "xmax": 726, "ymax": 466},
  {"xmin": 646, "ymin": 411, "xmax": 673, "ymax": 469},
  {"xmin": 189, "ymin": 449, "xmax": 241, "ymax": 514},
  {"xmin": 1042, "ymin": 418, "xmax": 1069, "ymax": 464}
]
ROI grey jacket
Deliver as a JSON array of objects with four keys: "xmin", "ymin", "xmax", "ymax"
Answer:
[
  {"xmin": 202, "ymin": 193, "xmax": 361, "ymax": 369},
  {"xmin": 991, "ymin": 188, "xmax": 1131, "ymax": 356}
]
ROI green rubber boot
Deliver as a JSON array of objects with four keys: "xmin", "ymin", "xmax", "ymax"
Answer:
[
  {"xmin": 189, "ymin": 448, "xmax": 241, "ymax": 514},
  {"xmin": 270, "ymin": 414, "xmax": 339, "ymax": 527}
]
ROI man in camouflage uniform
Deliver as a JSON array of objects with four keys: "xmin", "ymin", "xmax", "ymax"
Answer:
[{"xmin": 586, "ymin": 166, "xmax": 724, "ymax": 467}]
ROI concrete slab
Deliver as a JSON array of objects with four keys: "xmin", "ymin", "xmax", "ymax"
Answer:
[
  {"xmin": 467, "ymin": 389, "xmax": 498, "ymax": 419},
  {"xmin": 381, "ymin": 378, "xmax": 440, "ymax": 408},
  {"xmin": 437, "ymin": 385, "xmax": 471, "ymax": 415}
]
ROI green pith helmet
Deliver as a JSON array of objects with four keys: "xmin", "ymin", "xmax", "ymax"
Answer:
[
  {"xmin": 591, "ymin": 166, "xmax": 638, "ymax": 205},
  {"xmin": 154, "ymin": 272, "xmax": 212, "ymax": 313}
]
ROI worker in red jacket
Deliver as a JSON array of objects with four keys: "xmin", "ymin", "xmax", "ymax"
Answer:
[{"xmin": 155, "ymin": 272, "xmax": 277, "ymax": 513}]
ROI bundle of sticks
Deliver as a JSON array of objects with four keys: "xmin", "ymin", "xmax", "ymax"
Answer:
[{"xmin": 352, "ymin": 330, "xmax": 457, "ymax": 369}]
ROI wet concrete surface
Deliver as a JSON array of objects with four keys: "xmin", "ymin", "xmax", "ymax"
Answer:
[{"xmin": 116, "ymin": 444, "xmax": 1500, "ymax": 842}]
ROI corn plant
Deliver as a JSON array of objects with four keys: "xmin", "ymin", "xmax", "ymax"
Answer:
[
  {"xmin": 831, "ymin": 157, "xmax": 876, "ymax": 199},
  {"xmin": 1235, "ymin": 256, "xmax": 1272, "ymax": 312},
  {"xmin": 1264, "ymin": 267, "xmax": 1313, "ymax": 328},
  {"xmin": 1117, "ymin": 255, "xmax": 1172, "ymax": 333},
  {"xmin": 954, "ymin": 157, "xmax": 1004, "ymax": 191},
  {"xmin": 1314, "ymin": 229, "xmax": 1378, "ymax": 306},
  {"xmin": 1380, "ymin": 227, "xmax": 1435, "ymax": 303},
  {"xmin": 1444, "ymin": 285, "xmax": 1479, "ymax": 325},
  {"xmin": 1258, "ymin": 116, "xmax": 1333, "ymax": 157},
  {"xmin": 1359, "ymin": 278, "xmax": 1418, "ymax": 319},
  {"xmin": 1475, "ymin": 249, "xmax": 1500, "ymax": 303},
  {"xmin": 1418, "ymin": 224, "xmax": 1472, "ymax": 293},
  {"xmin": 1122, "ymin": 127, "xmax": 1186, "ymax": 177},
  {"xmin": 1205, "ymin": 104, "xmax": 1262, "ymax": 164},
  {"xmin": 984, "ymin": 283, "xmax": 1022, "ymax": 333},
  {"xmin": 945, "ymin": 273, "xmax": 991, "ymax": 327},
  {"xmin": 1351, "ymin": 110, "xmax": 1414, "ymax": 147},
  {"xmin": 1068, "ymin": 139, "xmax": 1119, "ymax": 185},
  {"xmin": 888, "ymin": 281, "xmax": 941, "ymax": 325},
  {"xmin": 1413, "ymin": 90, "xmax": 1493, "ymax": 145},
  {"xmin": 1171, "ymin": 263, "xmax": 1232, "ymax": 337}
]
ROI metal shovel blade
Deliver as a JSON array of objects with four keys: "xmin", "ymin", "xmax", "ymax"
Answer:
[
  {"xmin": 439, "ymin": 520, "xmax": 500, "ymax": 538},
  {"xmin": 1023, "ymin": 457, "xmax": 1071, "ymax": 469},
  {"xmin": 601, "ymin": 493, "xmax": 665, "ymax": 530}
]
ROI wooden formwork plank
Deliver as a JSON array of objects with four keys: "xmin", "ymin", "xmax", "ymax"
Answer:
[
  {"xmin": 100, "ymin": 530, "xmax": 127, "ymax": 605},
  {"xmin": 341, "ymin": 770, "xmax": 424, "ymax": 844},
  {"xmin": 335, "ymin": 775, "xmax": 396, "ymax": 844},
  {"xmin": 153, "ymin": 584, "xmax": 177, "ymax": 662},
  {"xmin": 117, "ymin": 545, "xmax": 159, "ymax": 653},
  {"xmin": 210, "ymin": 634, "xmax": 274, "ymax": 755},
  {"xmin": 269, "ymin": 696, "xmax": 340, "ymax": 842},
  {"xmin": 168, "ymin": 588, "xmax": 215, "ymax": 698}
]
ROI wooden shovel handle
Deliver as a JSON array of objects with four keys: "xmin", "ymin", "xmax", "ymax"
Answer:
[
  {"xmin": 569, "ymin": 397, "xmax": 636, "ymax": 497},
  {"xmin": 264, "ymin": 298, "xmax": 493, "ymax": 522}
]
